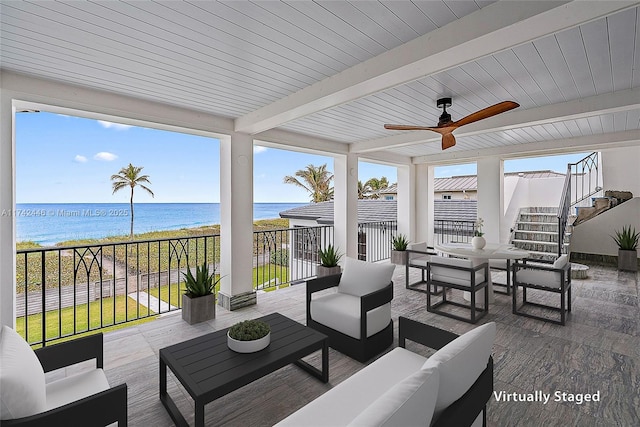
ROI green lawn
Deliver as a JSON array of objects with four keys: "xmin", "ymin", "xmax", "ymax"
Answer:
[
  {"xmin": 148, "ymin": 264, "xmax": 290, "ymax": 303},
  {"xmin": 16, "ymin": 294, "xmax": 156, "ymax": 347}
]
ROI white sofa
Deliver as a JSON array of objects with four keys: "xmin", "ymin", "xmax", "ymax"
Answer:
[{"xmin": 276, "ymin": 317, "xmax": 495, "ymax": 427}]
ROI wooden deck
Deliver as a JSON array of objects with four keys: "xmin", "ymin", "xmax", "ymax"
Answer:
[{"xmin": 83, "ymin": 262, "xmax": 638, "ymax": 426}]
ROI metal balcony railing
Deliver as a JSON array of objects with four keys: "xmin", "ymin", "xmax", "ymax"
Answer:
[{"xmin": 17, "ymin": 222, "xmax": 406, "ymax": 346}]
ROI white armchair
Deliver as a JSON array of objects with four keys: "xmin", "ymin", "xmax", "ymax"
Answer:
[
  {"xmin": 427, "ymin": 256, "xmax": 489, "ymax": 324},
  {"xmin": 306, "ymin": 257, "xmax": 395, "ymax": 362},
  {"xmin": 0, "ymin": 326, "xmax": 127, "ymax": 426},
  {"xmin": 404, "ymin": 242, "xmax": 438, "ymax": 293},
  {"xmin": 512, "ymin": 254, "xmax": 572, "ymax": 325}
]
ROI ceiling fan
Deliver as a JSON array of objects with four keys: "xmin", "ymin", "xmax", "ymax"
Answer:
[{"xmin": 384, "ymin": 98, "xmax": 520, "ymax": 150}]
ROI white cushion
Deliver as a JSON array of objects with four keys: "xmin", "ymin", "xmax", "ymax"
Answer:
[
  {"xmin": 348, "ymin": 365, "xmax": 439, "ymax": 427},
  {"xmin": 553, "ymin": 254, "xmax": 569, "ymax": 269},
  {"xmin": 516, "ymin": 269, "xmax": 563, "ymax": 289},
  {"xmin": 338, "ymin": 257, "xmax": 395, "ymax": 297},
  {"xmin": 46, "ymin": 369, "xmax": 110, "ymax": 411},
  {"xmin": 275, "ymin": 347, "xmax": 426, "ymax": 427},
  {"xmin": 422, "ymin": 322, "xmax": 496, "ymax": 422},
  {"xmin": 408, "ymin": 242, "xmax": 431, "ymax": 267},
  {"xmin": 0, "ymin": 326, "xmax": 47, "ymax": 420},
  {"xmin": 430, "ymin": 256, "xmax": 485, "ymax": 288},
  {"xmin": 310, "ymin": 292, "xmax": 391, "ymax": 339}
]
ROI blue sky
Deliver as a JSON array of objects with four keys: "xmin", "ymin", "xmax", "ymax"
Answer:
[{"xmin": 16, "ymin": 112, "xmax": 587, "ymax": 203}]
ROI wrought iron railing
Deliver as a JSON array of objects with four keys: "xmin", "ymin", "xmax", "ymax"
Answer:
[
  {"xmin": 557, "ymin": 152, "xmax": 600, "ymax": 256},
  {"xmin": 253, "ymin": 225, "xmax": 334, "ymax": 290},
  {"xmin": 17, "ymin": 221, "xmax": 411, "ymax": 346},
  {"xmin": 358, "ymin": 220, "xmax": 398, "ymax": 262},
  {"xmin": 433, "ymin": 219, "xmax": 475, "ymax": 244},
  {"xmin": 17, "ymin": 235, "xmax": 220, "ymax": 347}
]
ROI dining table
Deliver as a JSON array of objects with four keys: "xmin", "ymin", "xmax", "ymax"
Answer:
[{"xmin": 434, "ymin": 242, "xmax": 530, "ymax": 303}]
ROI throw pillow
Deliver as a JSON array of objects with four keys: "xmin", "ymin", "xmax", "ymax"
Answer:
[
  {"xmin": 422, "ymin": 322, "xmax": 496, "ymax": 421},
  {"xmin": 0, "ymin": 326, "xmax": 47, "ymax": 419},
  {"xmin": 339, "ymin": 257, "xmax": 395, "ymax": 297},
  {"xmin": 347, "ymin": 365, "xmax": 439, "ymax": 427}
]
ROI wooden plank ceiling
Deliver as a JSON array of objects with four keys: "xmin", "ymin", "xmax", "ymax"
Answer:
[{"xmin": 1, "ymin": 1, "xmax": 639, "ymax": 163}]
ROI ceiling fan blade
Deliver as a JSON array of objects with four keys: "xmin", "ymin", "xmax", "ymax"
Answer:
[
  {"xmin": 441, "ymin": 133, "xmax": 456, "ymax": 150},
  {"xmin": 452, "ymin": 101, "xmax": 520, "ymax": 127},
  {"xmin": 384, "ymin": 124, "xmax": 437, "ymax": 131}
]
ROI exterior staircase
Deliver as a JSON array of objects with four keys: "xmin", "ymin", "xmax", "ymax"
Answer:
[{"xmin": 510, "ymin": 207, "xmax": 572, "ymax": 261}]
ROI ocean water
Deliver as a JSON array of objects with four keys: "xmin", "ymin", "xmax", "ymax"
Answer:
[{"xmin": 15, "ymin": 203, "xmax": 306, "ymax": 245}]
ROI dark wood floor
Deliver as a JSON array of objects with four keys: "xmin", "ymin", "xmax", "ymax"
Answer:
[{"xmin": 86, "ymin": 262, "xmax": 638, "ymax": 426}]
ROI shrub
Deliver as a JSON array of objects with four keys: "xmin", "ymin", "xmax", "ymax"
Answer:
[
  {"xmin": 611, "ymin": 225, "xmax": 640, "ymax": 250},
  {"xmin": 183, "ymin": 263, "xmax": 220, "ymax": 297},
  {"xmin": 228, "ymin": 319, "xmax": 270, "ymax": 341},
  {"xmin": 270, "ymin": 249, "xmax": 289, "ymax": 266},
  {"xmin": 318, "ymin": 244, "xmax": 342, "ymax": 267},
  {"xmin": 391, "ymin": 234, "xmax": 409, "ymax": 251}
]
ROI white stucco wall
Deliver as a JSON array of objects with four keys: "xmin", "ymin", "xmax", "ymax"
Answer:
[
  {"xmin": 602, "ymin": 146, "xmax": 640, "ymax": 197},
  {"xmin": 570, "ymin": 197, "xmax": 640, "ymax": 258}
]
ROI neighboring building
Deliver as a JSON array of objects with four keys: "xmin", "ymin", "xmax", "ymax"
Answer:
[{"xmin": 380, "ymin": 170, "xmax": 566, "ymax": 201}]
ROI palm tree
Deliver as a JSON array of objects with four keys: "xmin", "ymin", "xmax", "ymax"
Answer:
[
  {"xmin": 111, "ymin": 163, "xmax": 154, "ymax": 238},
  {"xmin": 365, "ymin": 176, "xmax": 389, "ymax": 199},
  {"xmin": 283, "ymin": 164, "xmax": 333, "ymax": 203},
  {"xmin": 358, "ymin": 180, "xmax": 372, "ymax": 199}
]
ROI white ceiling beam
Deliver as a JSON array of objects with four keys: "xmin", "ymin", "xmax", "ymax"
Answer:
[
  {"xmin": 234, "ymin": 1, "xmax": 638, "ymax": 135},
  {"xmin": 254, "ymin": 129, "xmax": 349, "ymax": 156},
  {"xmin": 412, "ymin": 130, "xmax": 640, "ymax": 165},
  {"xmin": 4, "ymin": 71, "xmax": 234, "ymax": 138},
  {"xmin": 351, "ymin": 87, "xmax": 640, "ymax": 153}
]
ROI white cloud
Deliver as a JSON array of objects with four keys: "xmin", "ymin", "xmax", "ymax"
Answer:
[
  {"xmin": 254, "ymin": 146, "xmax": 268, "ymax": 154},
  {"xmin": 94, "ymin": 152, "xmax": 118, "ymax": 161},
  {"xmin": 98, "ymin": 120, "xmax": 133, "ymax": 130},
  {"xmin": 74, "ymin": 155, "xmax": 88, "ymax": 163}
]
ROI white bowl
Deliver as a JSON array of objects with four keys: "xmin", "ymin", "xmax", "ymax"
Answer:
[{"xmin": 227, "ymin": 331, "xmax": 271, "ymax": 353}]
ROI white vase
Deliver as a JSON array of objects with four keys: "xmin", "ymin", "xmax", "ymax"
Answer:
[
  {"xmin": 227, "ymin": 331, "xmax": 271, "ymax": 353},
  {"xmin": 471, "ymin": 236, "xmax": 486, "ymax": 250}
]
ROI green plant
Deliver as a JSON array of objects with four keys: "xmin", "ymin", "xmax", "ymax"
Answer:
[
  {"xmin": 228, "ymin": 319, "xmax": 270, "ymax": 341},
  {"xmin": 270, "ymin": 249, "xmax": 289, "ymax": 266},
  {"xmin": 391, "ymin": 234, "xmax": 409, "ymax": 251},
  {"xmin": 182, "ymin": 263, "xmax": 220, "ymax": 297},
  {"xmin": 474, "ymin": 218, "xmax": 484, "ymax": 237},
  {"xmin": 611, "ymin": 225, "xmax": 640, "ymax": 250},
  {"xmin": 318, "ymin": 244, "xmax": 342, "ymax": 267}
]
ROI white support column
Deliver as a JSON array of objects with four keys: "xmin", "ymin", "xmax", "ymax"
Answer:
[
  {"xmin": 218, "ymin": 132, "xmax": 256, "ymax": 310},
  {"xmin": 0, "ymin": 90, "xmax": 16, "ymax": 327},
  {"xmin": 477, "ymin": 157, "xmax": 504, "ymax": 243},
  {"xmin": 415, "ymin": 164, "xmax": 435, "ymax": 246},
  {"xmin": 396, "ymin": 164, "xmax": 416, "ymax": 240},
  {"xmin": 334, "ymin": 154, "xmax": 358, "ymax": 259}
]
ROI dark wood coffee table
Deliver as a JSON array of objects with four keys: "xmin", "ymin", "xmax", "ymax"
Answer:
[{"xmin": 159, "ymin": 312, "xmax": 328, "ymax": 427}]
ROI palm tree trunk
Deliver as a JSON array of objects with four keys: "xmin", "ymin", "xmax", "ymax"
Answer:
[{"xmin": 129, "ymin": 187, "xmax": 134, "ymax": 239}]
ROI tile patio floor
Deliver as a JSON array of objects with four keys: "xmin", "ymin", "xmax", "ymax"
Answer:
[{"xmin": 97, "ymin": 262, "xmax": 639, "ymax": 426}]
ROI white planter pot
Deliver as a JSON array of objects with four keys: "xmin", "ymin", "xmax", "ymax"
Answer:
[
  {"xmin": 471, "ymin": 236, "xmax": 486, "ymax": 250},
  {"xmin": 227, "ymin": 331, "xmax": 271, "ymax": 353}
]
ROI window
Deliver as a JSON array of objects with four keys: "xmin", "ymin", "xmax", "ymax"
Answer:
[
  {"xmin": 293, "ymin": 226, "xmax": 320, "ymax": 262},
  {"xmin": 442, "ymin": 195, "xmax": 452, "ymax": 200}
]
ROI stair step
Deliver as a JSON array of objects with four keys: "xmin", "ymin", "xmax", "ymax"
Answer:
[
  {"xmin": 518, "ymin": 250, "xmax": 561, "ymax": 261},
  {"xmin": 512, "ymin": 238, "xmax": 569, "ymax": 246}
]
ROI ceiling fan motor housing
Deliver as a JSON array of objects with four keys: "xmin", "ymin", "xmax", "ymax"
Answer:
[{"xmin": 436, "ymin": 97, "xmax": 452, "ymax": 126}]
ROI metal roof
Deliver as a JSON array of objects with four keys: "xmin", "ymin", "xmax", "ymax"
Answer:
[{"xmin": 279, "ymin": 199, "xmax": 477, "ymax": 224}]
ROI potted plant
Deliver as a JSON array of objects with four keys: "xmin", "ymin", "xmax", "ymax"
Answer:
[
  {"xmin": 472, "ymin": 218, "xmax": 486, "ymax": 250},
  {"xmin": 181, "ymin": 263, "xmax": 221, "ymax": 325},
  {"xmin": 317, "ymin": 244, "xmax": 342, "ymax": 277},
  {"xmin": 391, "ymin": 234, "xmax": 409, "ymax": 265},
  {"xmin": 227, "ymin": 319, "xmax": 271, "ymax": 353},
  {"xmin": 611, "ymin": 225, "xmax": 639, "ymax": 272}
]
